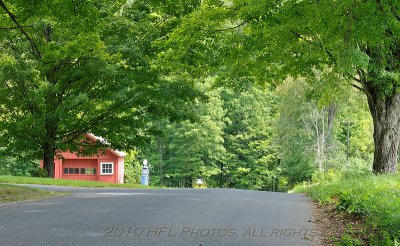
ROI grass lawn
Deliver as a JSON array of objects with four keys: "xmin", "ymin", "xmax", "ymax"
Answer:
[
  {"xmin": 0, "ymin": 175, "xmax": 157, "ymax": 189},
  {"xmin": 293, "ymin": 174, "xmax": 400, "ymax": 245},
  {"xmin": 0, "ymin": 184, "xmax": 65, "ymax": 204}
]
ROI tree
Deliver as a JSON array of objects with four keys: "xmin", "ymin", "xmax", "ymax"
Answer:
[
  {"xmin": 221, "ymin": 84, "xmax": 279, "ymax": 190},
  {"xmin": 142, "ymin": 85, "xmax": 226, "ymax": 187},
  {"xmin": 275, "ymin": 78, "xmax": 317, "ymax": 185},
  {"xmin": 159, "ymin": 0, "xmax": 400, "ymax": 173},
  {"xmin": 269, "ymin": 0, "xmax": 400, "ymax": 173},
  {"xmin": 275, "ymin": 76, "xmax": 374, "ymax": 185},
  {"xmin": 140, "ymin": 80, "xmax": 282, "ymax": 190},
  {"xmin": 0, "ymin": 0, "xmax": 199, "ymax": 177}
]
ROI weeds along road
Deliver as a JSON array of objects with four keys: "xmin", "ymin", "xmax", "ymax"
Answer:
[{"xmin": 0, "ymin": 185, "xmax": 319, "ymax": 246}]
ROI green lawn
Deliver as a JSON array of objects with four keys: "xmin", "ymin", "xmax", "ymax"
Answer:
[
  {"xmin": 0, "ymin": 184, "xmax": 65, "ymax": 204},
  {"xmin": 0, "ymin": 175, "xmax": 157, "ymax": 189},
  {"xmin": 293, "ymin": 174, "xmax": 400, "ymax": 245}
]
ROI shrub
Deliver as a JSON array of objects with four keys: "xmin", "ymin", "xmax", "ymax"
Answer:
[
  {"xmin": 124, "ymin": 160, "xmax": 142, "ymax": 184},
  {"xmin": 340, "ymin": 157, "xmax": 373, "ymax": 179},
  {"xmin": 334, "ymin": 234, "xmax": 363, "ymax": 246},
  {"xmin": 32, "ymin": 168, "xmax": 48, "ymax": 178},
  {"xmin": 312, "ymin": 168, "xmax": 343, "ymax": 184},
  {"xmin": 0, "ymin": 156, "xmax": 38, "ymax": 176}
]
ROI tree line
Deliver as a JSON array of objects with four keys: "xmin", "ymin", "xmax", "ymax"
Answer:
[{"xmin": 0, "ymin": 0, "xmax": 398, "ymax": 189}]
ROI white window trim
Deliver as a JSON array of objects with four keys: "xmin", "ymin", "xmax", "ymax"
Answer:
[{"xmin": 100, "ymin": 162, "xmax": 114, "ymax": 175}]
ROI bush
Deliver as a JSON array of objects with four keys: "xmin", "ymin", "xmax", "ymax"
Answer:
[
  {"xmin": 32, "ymin": 167, "xmax": 48, "ymax": 178},
  {"xmin": 311, "ymin": 158, "xmax": 372, "ymax": 185},
  {"xmin": 124, "ymin": 160, "xmax": 142, "ymax": 184},
  {"xmin": 312, "ymin": 169, "xmax": 343, "ymax": 184},
  {"xmin": 340, "ymin": 157, "xmax": 373, "ymax": 179},
  {"xmin": 0, "ymin": 155, "xmax": 38, "ymax": 176},
  {"xmin": 0, "ymin": 156, "xmax": 12, "ymax": 175}
]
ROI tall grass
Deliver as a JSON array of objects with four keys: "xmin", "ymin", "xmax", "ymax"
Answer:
[{"xmin": 294, "ymin": 174, "xmax": 400, "ymax": 244}]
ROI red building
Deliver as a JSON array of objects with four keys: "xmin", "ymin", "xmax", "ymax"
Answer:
[{"xmin": 40, "ymin": 134, "xmax": 126, "ymax": 183}]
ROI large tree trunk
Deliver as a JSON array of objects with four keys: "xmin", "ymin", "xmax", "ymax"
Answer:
[
  {"xmin": 43, "ymin": 22, "xmax": 59, "ymax": 178},
  {"xmin": 367, "ymin": 93, "xmax": 400, "ymax": 173},
  {"xmin": 43, "ymin": 143, "xmax": 55, "ymax": 178},
  {"xmin": 43, "ymin": 118, "xmax": 57, "ymax": 178},
  {"xmin": 42, "ymin": 78, "xmax": 59, "ymax": 178}
]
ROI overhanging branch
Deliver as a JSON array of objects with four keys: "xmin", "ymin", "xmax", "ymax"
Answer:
[
  {"xmin": 354, "ymin": 70, "xmax": 373, "ymax": 100},
  {"xmin": 203, "ymin": 21, "xmax": 247, "ymax": 33},
  {"xmin": 0, "ymin": 0, "xmax": 42, "ymax": 59},
  {"xmin": 350, "ymin": 82, "xmax": 365, "ymax": 92},
  {"xmin": 60, "ymin": 97, "xmax": 135, "ymax": 144},
  {"xmin": 0, "ymin": 25, "xmax": 33, "ymax": 29},
  {"xmin": 390, "ymin": 5, "xmax": 400, "ymax": 22},
  {"xmin": 290, "ymin": 30, "xmax": 336, "ymax": 63}
]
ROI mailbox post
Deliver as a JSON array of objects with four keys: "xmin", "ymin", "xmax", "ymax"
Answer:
[{"xmin": 141, "ymin": 159, "xmax": 149, "ymax": 186}]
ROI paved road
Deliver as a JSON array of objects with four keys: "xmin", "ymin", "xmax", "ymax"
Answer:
[{"xmin": 0, "ymin": 185, "xmax": 319, "ymax": 246}]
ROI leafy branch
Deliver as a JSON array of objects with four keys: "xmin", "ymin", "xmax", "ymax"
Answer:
[
  {"xmin": 202, "ymin": 21, "xmax": 247, "ymax": 34},
  {"xmin": 0, "ymin": 0, "xmax": 42, "ymax": 60},
  {"xmin": 290, "ymin": 30, "xmax": 336, "ymax": 63}
]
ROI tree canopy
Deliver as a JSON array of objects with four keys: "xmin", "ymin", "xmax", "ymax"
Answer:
[
  {"xmin": 157, "ymin": 0, "xmax": 400, "ymax": 174},
  {"xmin": 0, "ymin": 0, "xmax": 200, "ymax": 176},
  {"xmin": 0, "ymin": 0, "xmax": 397, "ymax": 186}
]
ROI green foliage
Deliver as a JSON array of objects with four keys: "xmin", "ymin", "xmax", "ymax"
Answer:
[
  {"xmin": 142, "ymin": 84, "xmax": 227, "ymax": 187},
  {"xmin": 0, "ymin": 154, "xmax": 38, "ymax": 177},
  {"xmin": 140, "ymin": 80, "xmax": 281, "ymax": 190},
  {"xmin": 370, "ymin": 231, "xmax": 400, "ymax": 246},
  {"xmin": 275, "ymin": 76, "xmax": 374, "ymax": 188},
  {"xmin": 334, "ymin": 234, "xmax": 363, "ymax": 246},
  {"xmin": 0, "ymin": 0, "xmax": 396, "ymax": 192},
  {"xmin": 340, "ymin": 157, "xmax": 373, "ymax": 180},
  {"xmin": 32, "ymin": 167, "xmax": 48, "ymax": 178},
  {"xmin": 0, "ymin": 0, "xmax": 201, "ymax": 175},
  {"xmin": 159, "ymin": 0, "xmax": 400, "ymax": 174},
  {"xmin": 123, "ymin": 150, "xmax": 142, "ymax": 184},
  {"xmin": 0, "ymin": 154, "xmax": 13, "ymax": 175},
  {"xmin": 221, "ymin": 85, "xmax": 279, "ymax": 190},
  {"xmin": 311, "ymin": 169, "xmax": 343, "ymax": 185},
  {"xmin": 297, "ymin": 175, "xmax": 400, "ymax": 244},
  {"xmin": 275, "ymin": 78, "xmax": 316, "ymax": 185},
  {"xmin": 140, "ymin": 47, "xmax": 375, "ymax": 191}
]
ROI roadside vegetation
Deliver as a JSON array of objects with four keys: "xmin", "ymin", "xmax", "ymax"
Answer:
[
  {"xmin": 0, "ymin": 184, "xmax": 64, "ymax": 204},
  {"xmin": 0, "ymin": 175, "xmax": 156, "ymax": 189},
  {"xmin": 1, "ymin": 0, "xmax": 399, "ymax": 190},
  {"xmin": 294, "ymin": 174, "xmax": 400, "ymax": 245},
  {"xmin": 0, "ymin": 2, "xmax": 400, "ymax": 244}
]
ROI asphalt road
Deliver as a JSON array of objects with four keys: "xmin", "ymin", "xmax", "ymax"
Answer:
[{"xmin": 0, "ymin": 185, "xmax": 319, "ymax": 246}]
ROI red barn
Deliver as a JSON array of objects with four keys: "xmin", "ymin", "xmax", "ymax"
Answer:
[{"xmin": 40, "ymin": 134, "xmax": 126, "ymax": 183}]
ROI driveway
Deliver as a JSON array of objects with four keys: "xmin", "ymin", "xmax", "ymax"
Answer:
[{"xmin": 0, "ymin": 185, "xmax": 319, "ymax": 246}]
